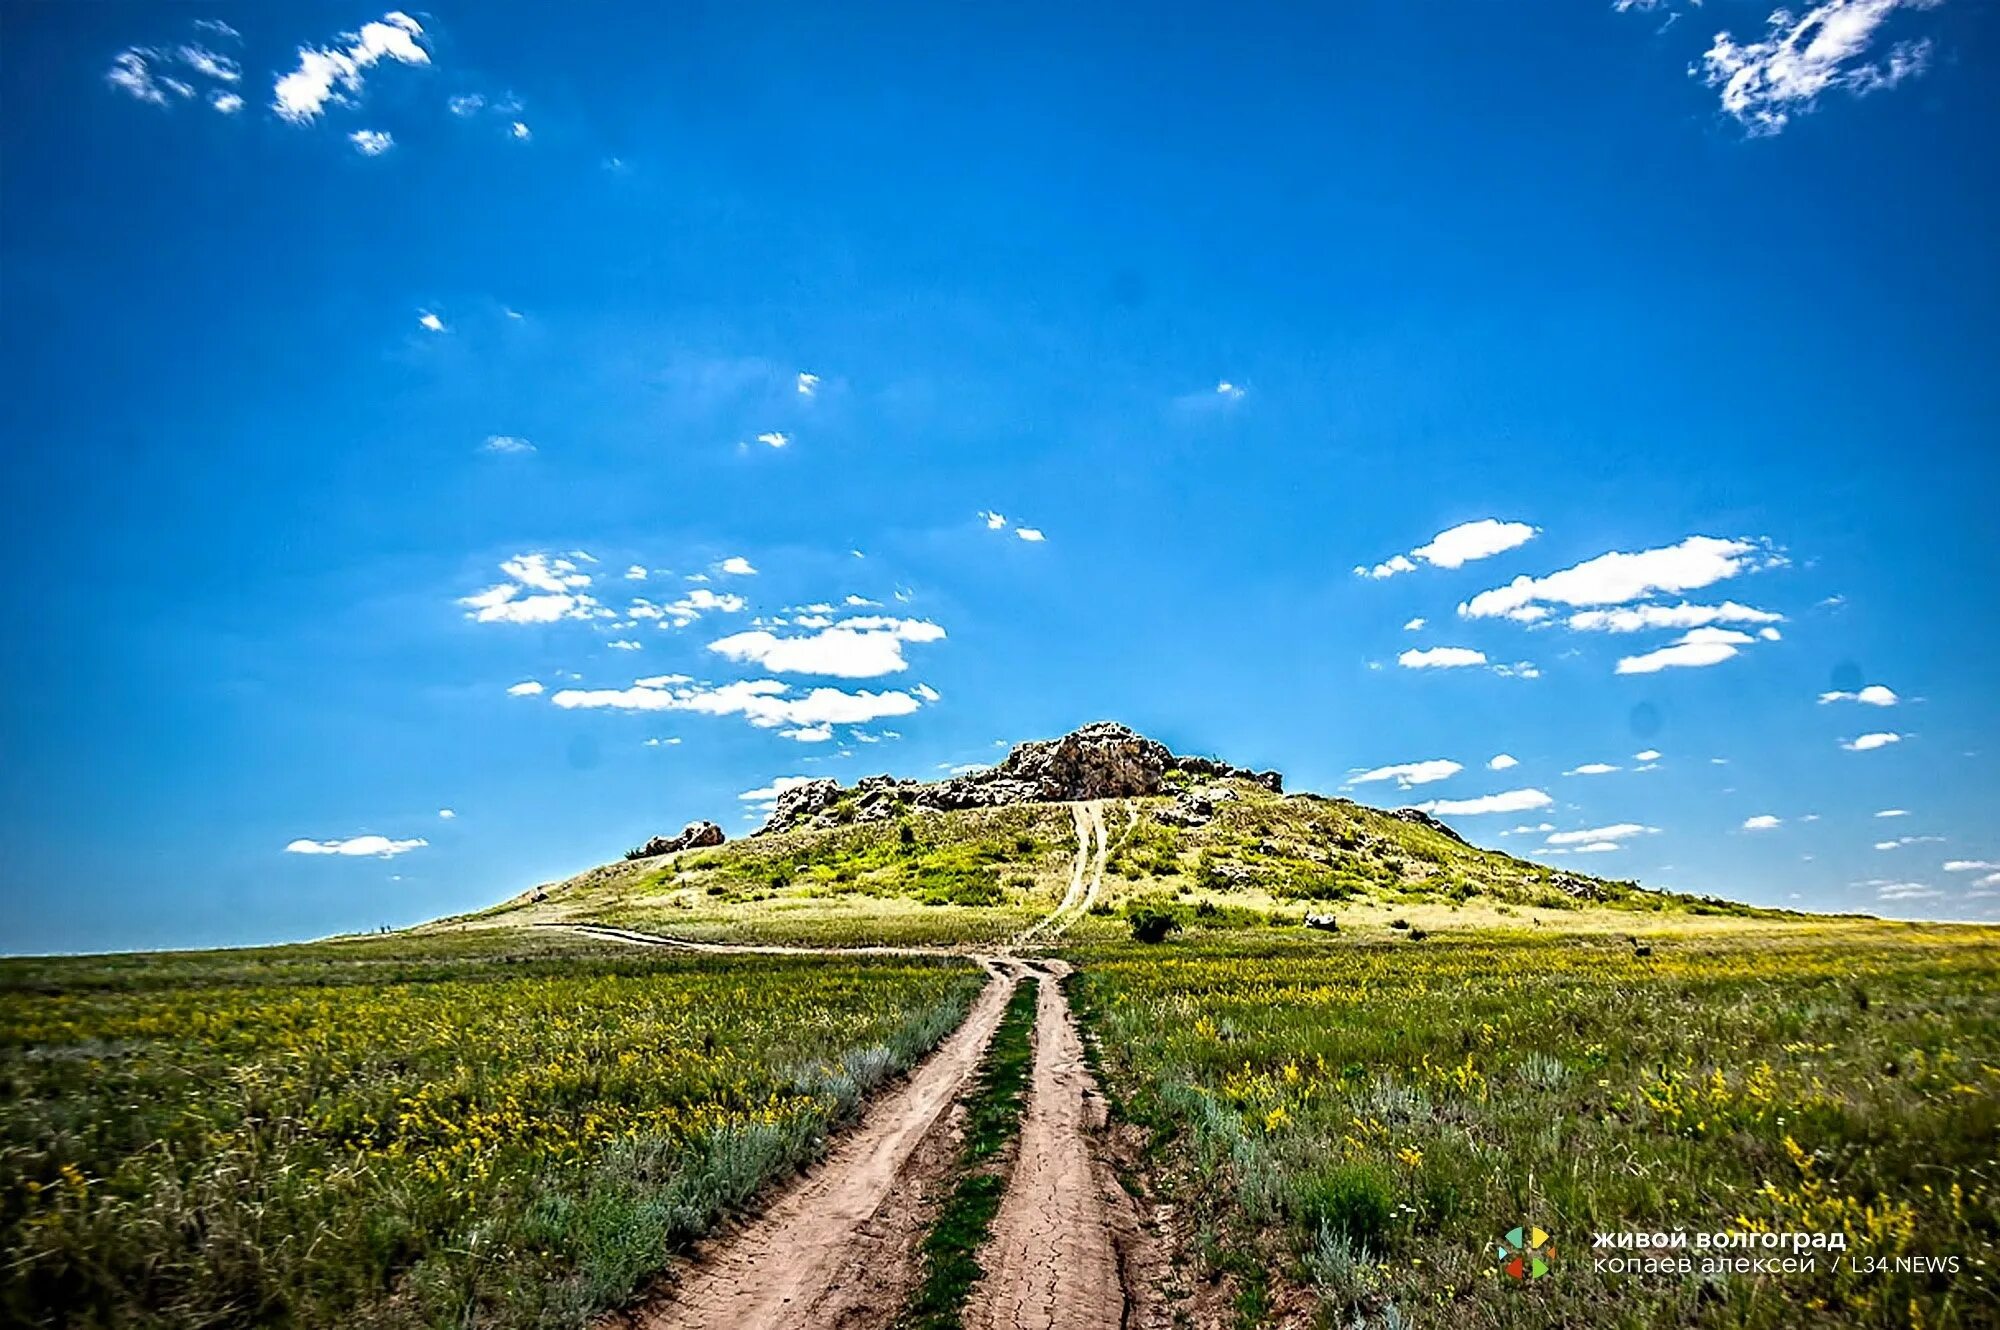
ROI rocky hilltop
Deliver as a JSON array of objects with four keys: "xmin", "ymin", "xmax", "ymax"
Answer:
[{"xmin": 760, "ymin": 721, "xmax": 1281, "ymax": 835}]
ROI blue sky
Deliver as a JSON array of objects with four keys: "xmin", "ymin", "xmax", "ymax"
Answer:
[{"xmin": 3, "ymin": 1, "xmax": 1997, "ymax": 952}]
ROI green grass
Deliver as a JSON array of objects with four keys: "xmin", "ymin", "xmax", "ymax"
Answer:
[
  {"xmin": 2, "ymin": 929, "xmax": 984, "ymax": 1329},
  {"xmin": 899, "ymin": 976, "xmax": 1040, "ymax": 1329},
  {"xmin": 1065, "ymin": 923, "xmax": 2000, "ymax": 1328}
]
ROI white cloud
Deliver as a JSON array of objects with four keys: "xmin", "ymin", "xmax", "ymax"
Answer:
[
  {"xmin": 349, "ymin": 128, "xmax": 397, "ymax": 157},
  {"xmin": 755, "ymin": 431, "xmax": 789, "ymax": 448},
  {"xmin": 1743, "ymin": 814, "xmax": 1782, "ymax": 830},
  {"xmin": 797, "ymin": 372, "xmax": 820, "ymax": 396},
  {"xmin": 1699, "ymin": 0, "xmax": 1941, "ymax": 137},
  {"xmin": 448, "ymin": 93, "xmax": 485, "ymax": 115},
  {"xmin": 628, "ymin": 588, "xmax": 747, "ymax": 628},
  {"xmin": 1820, "ymin": 684, "xmax": 1899, "ymax": 706},
  {"xmin": 1875, "ymin": 881, "xmax": 1941, "ymax": 901},
  {"xmin": 1403, "ymin": 617, "xmax": 1426, "ymax": 631},
  {"xmin": 738, "ymin": 775, "xmax": 819, "ymax": 808},
  {"xmin": 509, "ymin": 120, "xmax": 531, "ymax": 140},
  {"xmin": 1634, "ymin": 749, "xmax": 1662, "ymax": 762},
  {"xmin": 624, "ymin": 565, "xmax": 648, "ymax": 580},
  {"xmin": 707, "ymin": 617, "xmax": 945, "ymax": 678},
  {"xmin": 1348, "ymin": 759, "xmax": 1463, "ymax": 789},
  {"xmin": 1876, "ymin": 808, "xmax": 1909, "ymax": 818},
  {"xmin": 1463, "ymin": 536, "xmax": 1775, "ymax": 622},
  {"xmin": 1359, "ymin": 518, "xmax": 1537, "ymax": 580},
  {"xmin": 608, "ymin": 639, "xmax": 642, "ymax": 650},
  {"xmin": 1615, "ymin": 627, "xmax": 1756, "ymax": 675},
  {"xmin": 1487, "ymin": 754, "xmax": 1519, "ymax": 771},
  {"xmin": 286, "ymin": 834, "xmax": 427, "ymax": 857},
  {"xmin": 1547, "ymin": 823, "xmax": 1656, "ymax": 845},
  {"xmin": 551, "ymin": 676, "xmax": 931, "ymax": 731},
  {"xmin": 107, "ymin": 51, "xmax": 172, "ymax": 105},
  {"xmin": 506, "ymin": 680, "xmax": 545, "ymax": 696},
  {"xmin": 418, "ymin": 311, "xmax": 445, "ymax": 332},
  {"xmin": 1567, "ymin": 842, "xmax": 1626, "ymax": 854},
  {"xmin": 211, "ymin": 91, "xmax": 244, "ymax": 113},
  {"xmin": 438, "ymin": 808, "xmax": 456, "ymax": 819},
  {"xmin": 481, "ymin": 434, "xmax": 534, "ymax": 455},
  {"xmin": 981, "ymin": 511, "xmax": 1007, "ymax": 530},
  {"xmin": 1215, "ymin": 380, "xmax": 1245, "ymax": 399},
  {"xmin": 1398, "ymin": 646, "xmax": 1487, "ymax": 670},
  {"xmin": 1842, "ymin": 732, "xmax": 1903, "ymax": 751},
  {"xmin": 177, "ymin": 44, "xmax": 240, "ymax": 82},
  {"xmin": 1567, "ymin": 601, "xmax": 1784, "ymax": 633},
  {"xmin": 1016, "ymin": 527, "xmax": 1046, "ymax": 542},
  {"xmin": 780, "ymin": 724, "xmax": 834, "ymax": 743},
  {"xmin": 273, "ymin": 11, "xmax": 429, "ymax": 125},
  {"xmin": 1414, "ymin": 788, "xmax": 1553, "ymax": 816},
  {"xmin": 719, "ymin": 557, "xmax": 758, "ymax": 576},
  {"xmin": 1565, "ymin": 763, "xmax": 1620, "ymax": 777},
  {"xmin": 460, "ymin": 553, "xmax": 598, "ymax": 624},
  {"xmin": 1944, "ymin": 861, "xmax": 1999, "ymax": 872}
]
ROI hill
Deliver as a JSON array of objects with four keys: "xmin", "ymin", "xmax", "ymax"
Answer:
[{"xmin": 458, "ymin": 722, "xmax": 1780, "ymax": 947}]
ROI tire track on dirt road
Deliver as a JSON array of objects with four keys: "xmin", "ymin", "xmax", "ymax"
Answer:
[
  {"xmin": 612, "ymin": 957, "xmax": 1032, "ymax": 1330},
  {"xmin": 965, "ymin": 961, "xmax": 1164, "ymax": 1330},
  {"xmin": 1016, "ymin": 801, "xmax": 1106, "ymax": 946}
]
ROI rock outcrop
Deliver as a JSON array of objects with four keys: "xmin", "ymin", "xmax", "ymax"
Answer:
[
  {"xmin": 1389, "ymin": 807, "xmax": 1468, "ymax": 845},
  {"xmin": 629, "ymin": 820, "xmax": 727, "ymax": 859},
  {"xmin": 757, "ymin": 721, "xmax": 1283, "ymax": 834}
]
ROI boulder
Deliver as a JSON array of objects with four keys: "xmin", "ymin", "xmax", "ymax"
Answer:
[{"xmin": 630, "ymin": 820, "xmax": 728, "ymax": 859}]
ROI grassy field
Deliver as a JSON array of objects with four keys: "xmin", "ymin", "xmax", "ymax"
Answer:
[
  {"xmin": 1, "ymin": 930, "xmax": 983, "ymax": 1329},
  {"xmin": 1067, "ymin": 921, "xmax": 2000, "ymax": 1328}
]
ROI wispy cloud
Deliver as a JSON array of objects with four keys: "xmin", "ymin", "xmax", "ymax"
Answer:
[
  {"xmin": 1568, "ymin": 601, "xmax": 1783, "ymax": 633},
  {"xmin": 273, "ymin": 11, "xmax": 430, "ymax": 125},
  {"xmin": 460, "ymin": 553, "xmax": 598, "ymax": 624},
  {"xmin": 481, "ymin": 435, "xmax": 535, "ymax": 455},
  {"xmin": 1614, "ymin": 626, "xmax": 1756, "ymax": 674},
  {"xmin": 1547, "ymin": 823, "xmax": 1657, "ymax": 845},
  {"xmin": 1357, "ymin": 518, "xmax": 1538, "ymax": 580},
  {"xmin": 349, "ymin": 129, "xmax": 394, "ymax": 155},
  {"xmin": 796, "ymin": 372, "xmax": 820, "ymax": 396},
  {"xmin": 549, "ymin": 676, "xmax": 934, "ymax": 734},
  {"xmin": 1461, "ymin": 536, "xmax": 1777, "ymax": 623},
  {"xmin": 1414, "ymin": 788, "xmax": 1553, "ymax": 815},
  {"xmin": 285, "ymin": 834, "xmax": 426, "ymax": 857},
  {"xmin": 1397, "ymin": 646, "xmax": 1488, "ymax": 670},
  {"xmin": 1347, "ymin": 759, "xmax": 1463, "ymax": 789},
  {"xmin": 1699, "ymin": 0, "xmax": 1943, "ymax": 137}
]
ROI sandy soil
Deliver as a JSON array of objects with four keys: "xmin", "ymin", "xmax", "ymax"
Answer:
[
  {"xmin": 966, "ymin": 960, "xmax": 1167, "ymax": 1330},
  {"xmin": 615, "ymin": 958, "xmax": 1031, "ymax": 1330}
]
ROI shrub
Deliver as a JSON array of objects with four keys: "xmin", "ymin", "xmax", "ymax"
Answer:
[
  {"xmin": 1128, "ymin": 909, "xmax": 1181, "ymax": 944},
  {"xmin": 1293, "ymin": 1163, "xmax": 1394, "ymax": 1249}
]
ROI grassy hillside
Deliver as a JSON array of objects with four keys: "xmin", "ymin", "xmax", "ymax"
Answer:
[{"xmin": 458, "ymin": 779, "xmax": 1781, "ymax": 947}]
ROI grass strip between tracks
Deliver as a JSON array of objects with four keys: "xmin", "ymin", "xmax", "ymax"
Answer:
[{"xmin": 897, "ymin": 974, "xmax": 1040, "ymax": 1329}]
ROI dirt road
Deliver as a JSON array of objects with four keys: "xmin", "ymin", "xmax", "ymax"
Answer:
[
  {"xmin": 1015, "ymin": 800, "xmax": 1107, "ymax": 945},
  {"xmin": 965, "ymin": 960, "xmax": 1156, "ymax": 1330},
  {"xmin": 586, "ymin": 803, "xmax": 1161, "ymax": 1329},
  {"xmin": 625, "ymin": 958, "xmax": 1030, "ymax": 1330}
]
